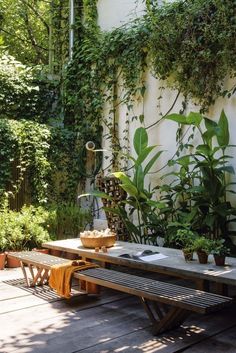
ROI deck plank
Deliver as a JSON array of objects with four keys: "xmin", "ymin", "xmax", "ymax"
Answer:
[{"xmin": 1, "ymin": 268, "xmax": 236, "ymax": 353}]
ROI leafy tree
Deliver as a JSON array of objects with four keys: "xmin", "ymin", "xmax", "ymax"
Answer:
[
  {"xmin": 0, "ymin": 53, "xmax": 58, "ymax": 122},
  {"xmin": 0, "ymin": 0, "xmax": 50, "ymax": 65}
]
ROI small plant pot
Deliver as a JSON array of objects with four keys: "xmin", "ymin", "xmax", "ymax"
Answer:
[
  {"xmin": 64, "ymin": 252, "xmax": 79, "ymax": 260},
  {"xmin": 50, "ymin": 249, "xmax": 62, "ymax": 257},
  {"xmin": 214, "ymin": 255, "xmax": 226, "ymax": 266},
  {"xmin": 6, "ymin": 252, "xmax": 21, "ymax": 268},
  {"xmin": 197, "ymin": 251, "xmax": 208, "ymax": 264},
  {"xmin": 182, "ymin": 249, "xmax": 193, "ymax": 262},
  {"xmin": 0, "ymin": 252, "xmax": 6, "ymax": 270}
]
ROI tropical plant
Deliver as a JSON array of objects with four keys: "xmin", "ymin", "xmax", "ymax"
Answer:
[
  {"xmin": 79, "ymin": 126, "xmax": 165, "ymax": 244},
  {"xmin": 165, "ymin": 110, "xmax": 236, "ymax": 240}
]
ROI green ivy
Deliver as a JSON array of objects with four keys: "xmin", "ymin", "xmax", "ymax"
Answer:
[
  {"xmin": 147, "ymin": 0, "xmax": 236, "ymax": 108},
  {"xmin": 0, "ymin": 119, "xmax": 51, "ymax": 204},
  {"xmin": 0, "ymin": 53, "xmax": 58, "ymax": 122},
  {"xmin": 62, "ymin": 0, "xmax": 236, "ymax": 176}
]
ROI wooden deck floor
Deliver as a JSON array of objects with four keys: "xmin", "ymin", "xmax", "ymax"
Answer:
[{"xmin": 1, "ymin": 267, "xmax": 236, "ymax": 353}]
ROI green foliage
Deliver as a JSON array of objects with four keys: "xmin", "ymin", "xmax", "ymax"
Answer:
[
  {"xmin": 47, "ymin": 127, "xmax": 84, "ymax": 204},
  {"xmin": 1, "ymin": 0, "xmax": 50, "ymax": 65},
  {"xmin": 0, "ymin": 119, "xmax": 51, "ymax": 204},
  {"xmin": 193, "ymin": 236, "xmax": 212, "ymax": 254},
  {"xmin": 210, "ymin": 239, "xmax": 230, "ymax": 256},
  {"xmin": 0, "ymin": 53, "xmax": 58, "ymax": 122},
  {"xmin": 147, "ymin": 0, "xmax": 236, "ymax": 109},
  {"xmin": 86, "ymin": 127, "xmax": 165, "ymax": 244},
  {"xmin": 47, "ymin": 202, "xmax": 92, "ymax": 240},
  {"xmin": 171, "ymin": 229, "xmax": 197, "ymax": 250},
  {"xmin": 0, "ymin": 205, "xmax": 51, "ymax": 251},
  {"xmin": 64, "ymin": 0, "xmax": 236, "ymax": 162},
  {"xmin": 164, "ymin": 109, "xmax": 236, "ymax": 240}
]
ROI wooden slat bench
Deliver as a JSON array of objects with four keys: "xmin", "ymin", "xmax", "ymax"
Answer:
[
  {"xmin": 7, "ymin": 251, "xmax": 75, "ymax": 287},
  {"xmin": 75, "ymin": 267, "xmax": 233, "ymax": 334}
]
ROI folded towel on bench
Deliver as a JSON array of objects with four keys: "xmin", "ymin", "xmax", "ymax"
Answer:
[{"xmin": 49, "ymin": 260, "xmax": 98, "ymax": 298}]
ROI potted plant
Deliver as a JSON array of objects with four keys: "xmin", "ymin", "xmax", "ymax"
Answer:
[
  {"xmin": 0, "ymin": 232, "xmax": 7, "ymax": 270},
  {"xmin": 210, "ymin": 239, "xmax": 230, "ymax": 266},
  {"xmin": 193, "ymin": 236, "xmax": 212, "ymax": 264},
  {"xmin": 172, "ymin": 229, "xmax": 197, "ymax": 261}
]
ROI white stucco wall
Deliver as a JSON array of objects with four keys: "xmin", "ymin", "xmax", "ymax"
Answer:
[{"xmin": 97, "ymin": 0, "xmax": 236, "ymax": 213}]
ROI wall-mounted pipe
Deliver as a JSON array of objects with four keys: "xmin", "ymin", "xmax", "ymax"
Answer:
[{"xmin": 69, "ymin": 0, "xmax": 75, "ymax": 60}]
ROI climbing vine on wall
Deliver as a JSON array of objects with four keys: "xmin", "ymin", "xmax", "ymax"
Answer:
[
  {"xmin": 63, "ymin": 0, "xmax": 236, "ymax": 172},
  {"xmin": 0, "ymin": 119, "xmax": 51, "ymax": 204}
]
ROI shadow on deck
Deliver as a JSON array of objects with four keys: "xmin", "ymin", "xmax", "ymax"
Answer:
[{"xmin": 0, "ymin": 268, "xmax": 236, "ymax": 353}]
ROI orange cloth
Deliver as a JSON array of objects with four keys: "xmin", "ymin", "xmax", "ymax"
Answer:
[{"xmin": 49, "ymin": 260, "xmax": 98, "ymax": 299}]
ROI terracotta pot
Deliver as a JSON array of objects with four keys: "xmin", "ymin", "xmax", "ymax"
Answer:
[
  {"xmin": 6, "ymin": 252, "xmax": 21, "ymax": 268},
  {"xmin": 50, "ymin": 249, "xmax": 62, "ymax": 257},
  {"xmin": 214, "ymin": 254, "xmax": 226, "ymax": 266},
  {"xmin": 64, "ymin": 252, "xmax": 79, "ymax": 260},
  {"xmin": 197, "ymin": 251, "xmax": 208, "ymax": 264},
  {"xmin": 32, "ymin": 248, "xmax": 49, "ymax": 254},
  {"xmin": 0, "ymin": 252, "xmax": 6, "ymax": 270}
]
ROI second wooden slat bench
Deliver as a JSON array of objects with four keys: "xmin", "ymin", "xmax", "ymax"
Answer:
[{"xmin": 75, "ymin": 267, "xmax": 233, "ymax": 334}]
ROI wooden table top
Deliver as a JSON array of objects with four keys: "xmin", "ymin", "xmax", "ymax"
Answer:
[{"xmin": 43, "ymin": 239, "xmax": 236, "ymax": 286}]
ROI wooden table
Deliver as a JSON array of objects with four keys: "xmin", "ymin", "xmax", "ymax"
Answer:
[{"xmin": 43, "ymin": 239, "xmax": 236, "ymax": 294}]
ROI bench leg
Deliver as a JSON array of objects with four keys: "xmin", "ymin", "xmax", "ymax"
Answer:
[
  {"xmin": 140, "ymin": 297, "xmax": 190, "ymax": 334},
  {"xmin": 20, "ymin": 262, "xmax": 31, "ymax": 287}
]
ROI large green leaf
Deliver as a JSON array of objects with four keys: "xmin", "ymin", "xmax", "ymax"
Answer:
[
  {"xmin": 204, "ymin": 117, "xmax": 217, "ymax": 130},
  {"xmin": 217, "ymin": 109, "xmax": 229, "ymax": 148},
  {"xmin": 166, "ymin": 112, "xmax": 203, "ymax": 126},
  {"xmin": 133, "ymin": 127, "xmax": 148, "ymax": 156},
  {"xmin": 165, "ymin": 114, "xmax": 187, "ymax": 124},
  {"xmin": 112, "ymin": 172, "xmax": 131, "ymax": 185},
  {"xmin": 187, "ymin": 112, "xmax": 203, "ymax": 126},
  {"xmin": 136, "ymin": 145, "xmax": 156, "ymax": 166},
  {"xmin": 196, "ymin": 144, "xmax": 211, "ymax": 156},
  {"xmin": 134, "ymin": 165, "xmax": 144, "ymax": 191},
  {"xmin": 175, "ymin": 155, "xmax": 190, "ymax": 167},
  {"xmin": 144, "ymin": 150, "xmax": 163, "ymax": 175},
  {"xmin": 120, "ymin": 183, "xmax": 138, "ymax": 197}
]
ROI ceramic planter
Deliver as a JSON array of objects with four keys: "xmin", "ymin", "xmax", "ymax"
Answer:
[
  {"xmin": 6, "ymin": 252, "xmax": 21, "ymax": 268},
  {"xmin": 214, "ymin": 254, "xmax": 226, "ymax": 266},
  {"xmin": 50, "ymin": 249, "xmax": 62, "ymax": 257},
  {"xmin": 197, "ymin": 251, "xmax": 208, "ymax": 264},
  {"xmin": 0, "ymin": 252, "xmax": 6, "ymax": 270}
]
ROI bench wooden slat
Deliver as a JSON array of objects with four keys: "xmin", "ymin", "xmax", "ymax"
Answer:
[
  {"xmin": 94, "ymin": 270, "xmax": 228, "ymax": 305},
  {"xmin": 75, "ymin": 268, "xmax": 232, "ymax": 314}
]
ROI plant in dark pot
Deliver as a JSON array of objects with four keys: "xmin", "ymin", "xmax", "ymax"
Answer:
[
  {"xmin": 210, "ymin": 239, "xmax": 230, "ymax": 266},
  {"xmin": 193, "ymin": 237, "xmax": 212, "ymax": 264},
  {"xmin": 171, "ymin": 229, "xmax": 197, "ymax": 261}
]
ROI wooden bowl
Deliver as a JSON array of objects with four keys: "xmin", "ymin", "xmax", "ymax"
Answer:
[{"xmin": 80, "ymin": 234, "xmax": 116, "ymax": 249}]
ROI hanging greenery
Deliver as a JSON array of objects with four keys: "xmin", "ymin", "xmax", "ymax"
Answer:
[
  {"xmin": 147, "ymin": 0, "xmax": 236, "ymax": 109},
  {"xmin": 0, "ymin": 53, "xmax": 58, "ymax": 122},
  {"xmin": 63, "ymin": 0, "xmax": 236, "ymax": 174},
  {"xmin": 0, "ymin": 119, "xmax": 51, "ymax": 204}
]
